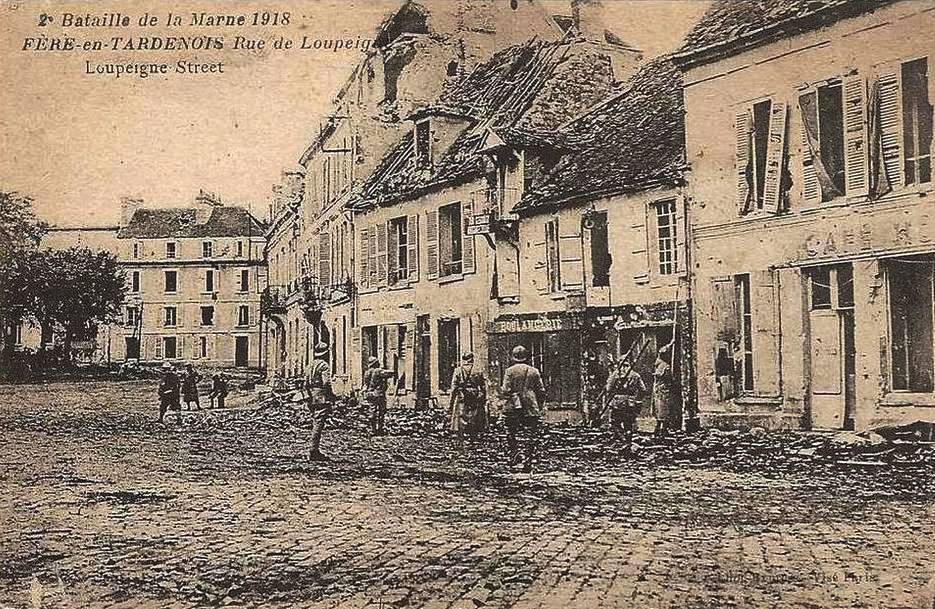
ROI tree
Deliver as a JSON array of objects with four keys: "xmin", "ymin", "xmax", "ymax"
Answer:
[
  {"xmin": 0, "ymin": 192, "xmax": 48, "ymax": 372},
  {"xmin": 37, "ymin": 247, "xmax": 127, "ymax": 362}
]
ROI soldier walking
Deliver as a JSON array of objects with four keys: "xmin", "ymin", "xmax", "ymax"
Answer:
[
  {"xmin": 605, "ymin": 356, "xmax": 647, "ymax": 448},
  {"xmin": 157, "ymin": 362, "xmax": 182, "ymax": 424},
  {"xmin": 306, "ymin": 343, "xmax": 334, "ymax": 462},
  {"xmin": 181, "ymin": 363, "xmax": 201, "ymax": 410},
  {"xmin": 449, "ymin": 352, "xmax": 488, "ymax": 443},
  {"xmin": 362, "ymin": 356, "xmax": 395, "ymax": 436},
  {"xmin": 499, "ymin": 345, "xmax": 546, "ymax": 473}
]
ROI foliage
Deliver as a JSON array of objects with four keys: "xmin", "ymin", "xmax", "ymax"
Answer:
[{"xmin": 0, "ymin": 191, "xmax": 48, "ymax": 259}]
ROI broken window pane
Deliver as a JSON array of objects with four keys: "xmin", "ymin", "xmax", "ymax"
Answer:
[
  {"xmin": 902, "ymin": 58, "xmax": 933, "ymax": 185},
  {"xmin": 818, "ymin": 82, "xmax": 846, "ymax": 197},
  {"xmin": 588, "ymin": 211, "xmax": 610, "ymax": 287},
  {"xmin": 809, "ymin": 267, "xmax": 832, "ymax": 310}
]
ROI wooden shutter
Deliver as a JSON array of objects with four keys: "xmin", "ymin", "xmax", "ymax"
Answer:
[
  {"xmin": 407, "ymin": 214, "xmax": 419, "ymax": 282},
  {"xmin": 631, "ymin": 206, "xmax": 650, "ymax": 282},
  {"xmin": 735, "ymin": 109, "xmax": 754, "ymax": 213},
  {"xmin": 530, "ymin": 238, "xmax": 548, "ymax": 295},
  {"xmin": 877, "ymin": 63, "xmax": 905, "ymax": 191},
  {"xmin": 711, "ymin": 277, "xmax": 739, "ymax": 344},
  {"xmin": 155, "ymin": 337, "xmax": 163, "ymax": 359},
  {"xmin": 426, "ymin": 209, "xmax": 439, "ymax": 280},
  {"xmin": 177, "ymin": 304, "xmax": 184, "ymax": 328},
  {"xmin": 376, "ymin": 222, "xmax": 388, "ymax": 286},
  {"xmin": 798, "ymin": 91, "xmax": 821, "ymax": 204},
  {"xmin": 842, "ymin": 73, "xmax": 869, "ymax": 198},
  {"xmin": 762, "ymin": 101, "xmax": 788, "ymax": 213},
  {"xmin": 462, "ymin": 200, "xmax": 476, "ymax": 274},
  {"xmin": 318, "ymin": 232, "xmax": 331, "ymax": 286},
  {"xmin": 358, "ymin": 226, "xmax": 370, "ymax": 290},
  {"xmin": 405, "ymin": 321, "xmax": 416, "ymax": 390},
  {"xmin": 752, "ymin": 269, "xmax": 781, "ymax": 395},
  {"xmin": 558, "ymin": 217, "xmax": 584, "ymax": 292},
  {"xmin": 387, "ymin": 220, "xmax": 399, "ymax": 285}
]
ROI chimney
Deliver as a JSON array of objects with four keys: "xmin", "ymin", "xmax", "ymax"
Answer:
[
  {"xmin": 282, "ymin": 169, "xmax": 305, "ymax": 209},
  {"xmin": 120, "ymin": 197, "xmax": 143, "ymax": 226},
  {"xmin": 194, "ymin": 189, "xmax": 221, "ymax": 224},
  {"xmin": 571, "ymin": 0, "xmax": 607, "ymax": 43}
]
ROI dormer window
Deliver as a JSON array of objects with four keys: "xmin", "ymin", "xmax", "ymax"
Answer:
[{"xmin": 415, "ymin": 120, "xmax": 431, "ymax": 168}]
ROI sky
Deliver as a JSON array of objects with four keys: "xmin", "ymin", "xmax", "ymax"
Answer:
[{"xmin": 0, "ymin": 0, "xmax": 711, "ymax": 227}]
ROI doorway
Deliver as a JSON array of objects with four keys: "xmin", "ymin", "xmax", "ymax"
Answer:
[
  {"xmin": 125, "ymin": 337, "xmax": 140, "ymax": 360},
  {"xmin": 415, "ymin": 315, "xmax": 431, "ymax": 402},
  {"xmin": 235, "ymin": 336, "xmax": 249, "ymax": 367},
  {"xmin": 807, "ymin": 264, "xmax": 855, "ymax": 429}
]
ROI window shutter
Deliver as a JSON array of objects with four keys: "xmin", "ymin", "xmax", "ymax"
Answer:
[
  {"xmin": 155, "ymin": 337, "xmax": 163, "ymax": 359},
  {"xmin": 735, "ymin": 109, "xmax": 754, "ymax": 214},
  {"xmin": 318, "ymin": 232, "xmax": 331, "ymax": 286},
  {"xmin": 426, "ymin": 209, "xmax": 439, "ymax": 280},
  {"xmin": 675, "ymin": 197, "xmax": 687, "ymax": 274},
  {"xmin": 711, "ymin": 277, "xmax": 739, "ymax": 344},
  {"xmin": 631, "ymin": 207, "xmax": 650, "ymax": 282},
  {"xmin": 368, "ymin": 226, "xmax": 378, "ymax": 286},
  {"xmin": 798, "ymin": 92, "xmax": 821, "ymax": 203},
  {"xmin": 462, "ymin": 200, "xmax": 476, "ymax": 274},
  {"xmin": 752, "ymin": 269, "xmax": 781, "ymax": 395},
  {"xmin": 530, "ymin": 238, "xmax": 548, "ymax": 295},
  {"xmin": 762, "ymin": 101, "xmax": 788, "ymax": 213},
  {"xmin": 376, "ymin": 222, "xmax": 388, "ymax": 286},
  {"xmin": 842, "ymin": 73, "xmax": 869, "ymax": 199},
  {"xmin": 405, "ymin": 321, "xmax": 416, "ymax": 389},
  {"xmin": 558, "ymin": 218, "xmax": 584, "ymax": 292},
  {"xmin": 877, "ymin": 63, "xmax": 905, "ymax": 191},
  {"xmin": 358, "ymin": 226, "xmax": 370, "ymax": 290},
  {"xmin": 177, "ymin": 305, "xmax": 184, "ymax": 328},
  {"xmin": 407, "ymin": 214, "xmax": 419, "ymax": 282},
  {"xmin": 387, "ymin": 220, "xmax": 399, "ymax": 284}
]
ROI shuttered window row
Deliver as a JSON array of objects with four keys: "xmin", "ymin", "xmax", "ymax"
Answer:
[{"xmin": 734, "ymin": 57, "xmax": 932, "ymax": 215}]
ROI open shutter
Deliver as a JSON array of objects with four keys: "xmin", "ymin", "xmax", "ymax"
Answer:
[
  {"xmin": 531, "ymin": 238, "xmax": 548, "ymax": 295},
  {"xmin": 368, "ymin": 225, "xmax": 378, "ymax": 286},
  {"xmin": 752, "ymin": 269, "xmax": 781, "ymax": 395},
  {"xmin": 387, "ymin": 220, "xmax": 399, "ymax": 285},
  {"xmin": 558, "ymin": 217, "xmax": 584, "ymax": 292},
  {"xmin": 877, "ymin": 63, "xmax": 905, "ymax": 191},
  {"xmin": 318, "ymin": 232, "xmax": 331, "ymax": 287},
  {"xmin": 735, "ymin": 109, "xmax": 754, "ymax": 214},
  {"xmin": 407, "ymin": 214, "xmax": 419, "ymax": 282},
  {"xmin": 426, "ymin": 209, "xmax": 439, "ymax": 280},
  {"xmin": 376, "ymin": 222, "xmax": 388, "ymax": 286},
  {"xmin": 177, "ymin": 304, "xmax": 184, "ymax": 328},
  {"xmin": 842, "ymin": 73, "xmax": 869, "ymax": 199},
  {"xmin": 404, "ymin": 321, "xmax": 416, "ymax": 390},
  {"xmin": 462, "ymin": 200, "xmax": 476, "ymax": 274},
  {"xmin": 798, "ymin": 91, "xmax": 821, "ymax": 204},
  {"xmin": 711, "ymin": 277, "xmax": 739, "ymax": 344},
  {"xmin": 155, "ymin": 337, "xmax": 163, "ymax": 359},
  {"xmin": 631, "ymin": 206, "xmax": 650, "ymax": 283},
  {"xmin": 675, "ymin": 197, "xmax": 687, "ymax": 274},
  {"xmin": 358, "ymin": 226, "xmax": 370, "ymax": 291},
  {"xmin": 762, "ymin": 101, "xmax": 788, "ymax": 213}
]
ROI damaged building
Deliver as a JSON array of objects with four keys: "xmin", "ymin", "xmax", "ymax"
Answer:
[{"xmin": 674, "ymin": 0, "xmax": 935, "ymax": 430}]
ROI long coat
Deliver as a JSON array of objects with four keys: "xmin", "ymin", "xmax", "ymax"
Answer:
[
  {"xmin": 450, "ymin": 365, "xmax": 487, "ymax": 433},
  {"xmin": 652, "ymin": 360, "xmax": 678, "ymax": 420}
]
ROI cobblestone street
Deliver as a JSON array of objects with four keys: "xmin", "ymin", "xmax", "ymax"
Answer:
[{"xmin": 1, "ymin": 381, "xmax": 934, "ymax": 609}]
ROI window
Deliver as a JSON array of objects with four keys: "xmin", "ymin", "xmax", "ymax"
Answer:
[
  {"xmin": 163, "ymin": 306, "xmax": 177, "ymax": 327},
  {"xmin": 164, "ymin": 270, "xmax": 177, "ymax": 293},
  {"xmin": 654, "ymin": 199, "xmax": 679, "ymax": 275},
  {"xmin": 166, "ymin": 241, "xmax": 177, "ymax": 259},
  {"xmin": 202, "ymin": 241, "xmax": 213, "ymax": 258},
  {"xmin": 237, "ymin": 305, "xmax": 250, "ymax": 327},
  {"xmin": 800, "ymin": 81, "xmax": 846, "ymax": 201},
  {"xmin": 902, "ymin": 58, "xmax": 933, "ymax": 186},
  {"xmin": 239, "ymin": 269, "xmax": 249, "ymax": 292},
  {"xmin": 132, "ymin": 242, "xmax": 140, "ymax": 259},
  {"xmin": 809, "ymin": 267, "xmax": 833, "ymax": 310},
  {"xmin": 447, "ymin": 60, "xmax": 459, "ymax": 77},
  {"xmin": 889, "ymin": 259, "xmax": 934, "ymax": 393},
  {"xmin": 545, "ymin": 219, "xmax": 561, "ymax": 292},
  {"xmin": 125, "ymin": 306, "xmax": 139, "ymax": 327},
  {"xmin": 200, "ymin": 306, "xmax": 214, "ymax": 326},
  {"xmin": 204, "ymin": 269, "xmax": 215, "ymax": 293},
  {"xmin": 438, "ymin": 202, "xmax": 462, "ymax": 277},
  {"xmin": 199, "ymin": 336, "xmax": 208, "ymax": 359},
  {"xmin": 751, "ymin": 99, "xmax": 772, "ymax": 209},
  {"xmin": 237, "ymin": 240, "xmax": 244, "ymax": 257},
  {"xmin": 588, "ymin": 211, "xmax": 611, "ymax": 287},
  {"xmin": 131, "ymin": 270, "xmax": 140, "ymax": 293},
  {"xmin": 438, "ymin": 318, "xmax": 460, "ymax": 391},
  {"xmin": 415, "ymin": 120, "xmax": 431, "ymax": 168},
  {"xmin": 389, "ymin": 216, "xmax": 409, "ymax": 285},
  {"xmin": 163, "ymin": 336, "xmax": 177, "ymax": 360},
  {"xmin": 737, "ymin": 97, "xmax": 788, "ymax": 214},
  {"xmin": 736, "ymin": 274, "xmax": 754, "ymax": 392}
]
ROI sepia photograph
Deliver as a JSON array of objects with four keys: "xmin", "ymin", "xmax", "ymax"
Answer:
[{"xmin": 1, "ymin": 0, "xmax": 934, "ymax": 607}]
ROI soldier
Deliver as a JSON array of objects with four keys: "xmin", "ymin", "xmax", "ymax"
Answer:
[
  {"xmin": 157, "ymin": 362, "xmax": 182, "ymax": 424},
  {"xmin": 605, "ymin": 356, "xmax": 647, "ymax": 448},
  {"xmin": 306, "ymin": 343, "xmax": 334, "ymax": 462},
  {"xmin": 652, "ymin": 342, "xmax": 678, "ymax": 437},
  {"xmin": 450, "ymin": 352, "xmax": 488, "ymax": 443},
  {"xmin": 362, "ymin": 356, "xmax": 395, "ymax": 436},
  {"xmin": 181, "ymin": 363, "xmax": 201, "ymax": 410},
  {"xmin": 499, "ymin": 345, "xmax": 546, "ymax": 473}
]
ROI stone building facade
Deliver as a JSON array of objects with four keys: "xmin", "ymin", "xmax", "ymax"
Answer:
[{"xmin": 675, "ymin": 0, "xmax": 935, "ymax": 430}]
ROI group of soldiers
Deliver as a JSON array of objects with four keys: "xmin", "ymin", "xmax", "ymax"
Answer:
[
  {"xmin": 156, "ymin": 362, "xmax": 230, "ymax": 424},
  {"xmin": 155, "ymin": 338, "xmax": 678, "ymax": 473},
  {"xmin": 294, "ymin": 339, "xmax": 678, "ymax": 473}
]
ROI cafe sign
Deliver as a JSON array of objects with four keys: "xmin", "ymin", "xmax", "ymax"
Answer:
[{"xmin": 797, "ymin": 213, "xmax": 934, "ymax": 262}]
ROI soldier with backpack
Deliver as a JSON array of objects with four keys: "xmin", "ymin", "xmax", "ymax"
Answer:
[
  {"xmin": 605, "ymin": 356, "xmax": 647, "ymax": 448},
  {"xmin": 499, "ymin": 345, "xmax": 547, "ymax": 473}
]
